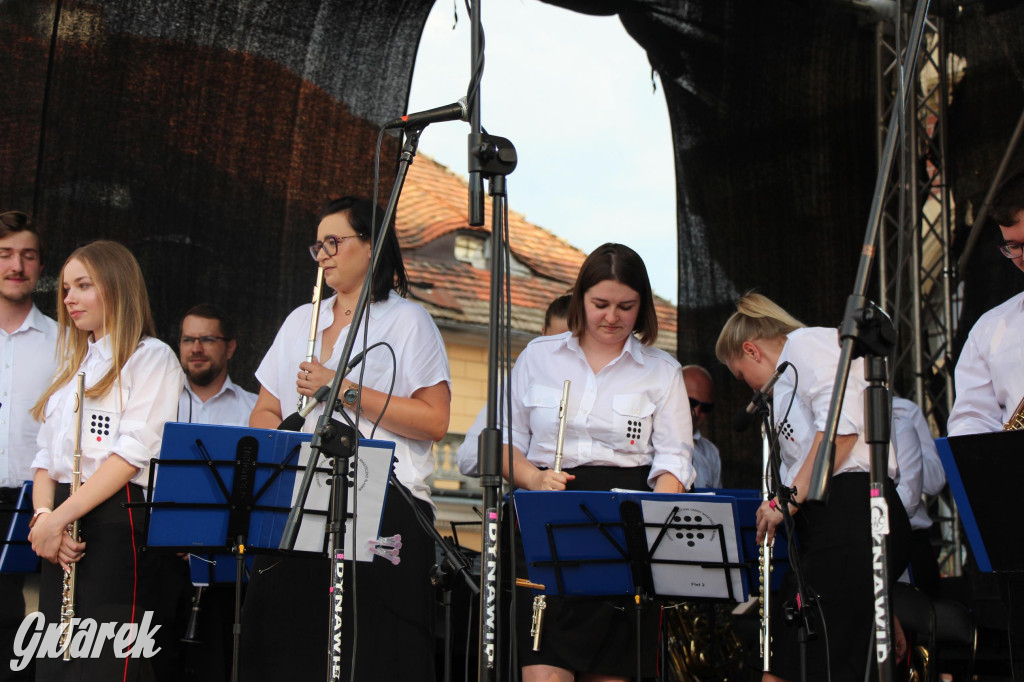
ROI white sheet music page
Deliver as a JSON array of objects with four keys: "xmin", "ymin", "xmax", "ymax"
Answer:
[
  {"xmin": 290, "ymin": 440, "xmax": 395, "ymax": 562},
  {"xmin": 640, "ymin": 497, "xmax": 745, "ymax": 600}
]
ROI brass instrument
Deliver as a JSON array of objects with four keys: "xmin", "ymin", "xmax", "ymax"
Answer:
[
  {"xmin": 760, "ymin": 422, "xmax": 773, "ymax": 672},
  {"xmin": 1003, "ymin": 392, "xmax": 1024, "ymax": 431},
  {"xmin": 530, "ymin": 380, "xmax": 571, "ymax": 651},
  {"xmin": 297, "ymin": 267, "xmax": 325, "ymax": 412},
  {"xmin": 60, "ymin": 372, "xmax": 85, "ymax": 661}
]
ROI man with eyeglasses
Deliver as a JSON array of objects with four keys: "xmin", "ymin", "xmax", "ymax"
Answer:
[
  {"xmin": 177, "ymin": 303, "xmax": 257, "ymax": 426},
  {"xmin": 948, "ymin": 171, "xmax": 1024, "ymax": 436},
  {"xmin": 683, "ymin": 365, "xmax": 722, "ymax": 488},
  {"xmin": 0, "ymin": 210, "xmax": 57, "ymax": 682}
]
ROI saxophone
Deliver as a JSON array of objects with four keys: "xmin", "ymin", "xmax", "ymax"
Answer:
[
  {"xmin": 1003, "ymin": 393, "xmax": 1024, "ymax": 431},
  {"xmin": 760, "ymin": 422, "xmax": 773, "ymax": 672},
  {"xmin": 60, "ymin": 372, "xmax": 86, "ymax": 660}
]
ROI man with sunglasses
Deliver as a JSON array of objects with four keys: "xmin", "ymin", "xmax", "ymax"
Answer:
[
  {"xmin": 0, "ymin": 210, "xmax": 57, "ymax": 682},
  {"xmin": 948, "ymin": 172, "xmax": 1024, "ymax": 436},
  {"xmin": 683, "ymin": 365, "xmax": 722, "ymax": 488}
]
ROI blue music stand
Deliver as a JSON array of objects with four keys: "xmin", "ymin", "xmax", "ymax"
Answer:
[
  {"xmin": 0, "ymin": 481, "xmax": 38, "ymax": 573},
  {"xmin": 936, "ymin": 431, "xmax": 1024, "ymax": 573},
  {"xmin": 514, "ymin": 491, "xmax": 748, "ymax": 601}
]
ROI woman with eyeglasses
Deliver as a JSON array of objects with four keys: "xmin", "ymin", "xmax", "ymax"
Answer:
[
  {"xmin": 504, "ymin": 243, "xmax": 695, "ymax": 682},
  {"xmin": 241, "ymin": 197, "xmax": 451, "ymax": 682},
  {"xmin": 28, "ymin": 240, "xmax": 184, "ymax": 681},
  {"xmin": 715, "ymin": 292, "xmax": 910, "ymax": 682}
]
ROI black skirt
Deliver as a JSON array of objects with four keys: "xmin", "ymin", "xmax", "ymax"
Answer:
[
  {"xmin": 768, "ymin": 472, "xmax": 912, "ymax": 682},
  {"xmin": 238, "ymin": 481, "xmax": 436, "ymax": 682},
  {"xmin": 514, "ymin": 465, "xmax": 662, "ymax": 678},
  {"xmin": 36, "ymin": 483, "xmax": 161, "ymax": 682}
]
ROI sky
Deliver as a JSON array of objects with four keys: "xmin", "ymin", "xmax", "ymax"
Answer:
[{"xmin": 406, "ymin": 0, "xmax": 679, "ymax": 304}]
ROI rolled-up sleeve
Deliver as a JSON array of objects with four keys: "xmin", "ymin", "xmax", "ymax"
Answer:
[{"xmin": 114, "ymin": 343, "xmax": 185, "ymax": 470}]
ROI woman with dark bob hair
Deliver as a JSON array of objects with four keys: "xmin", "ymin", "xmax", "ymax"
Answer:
[
  {"xmin": 715, "ymin": 292, "xmax": 910, "ymax": 682},
  {"xmin": 504, "ymin": 243, "xmax": 695, "ymax": 682},
  {"xmin": 242, "ymin": 197, "xmax": 451, "ymax": 681}
]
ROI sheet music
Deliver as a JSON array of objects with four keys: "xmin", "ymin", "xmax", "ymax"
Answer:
[
  {"xmin": 290, "ymin": 440, "xmax": 394, "ymax": 562},
  {"xmin": 641, "ymin": 498, "xmax": 745, "ymax": 599}
]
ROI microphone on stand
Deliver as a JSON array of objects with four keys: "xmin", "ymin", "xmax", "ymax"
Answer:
[
  {"xmin": 732, "ymin": 361, "xmax": 792, "ymax": 432},
  {"xmin": 276, "ymin": 350, "xmax": 366, "ymax": 431},
  {"xmin": 383, "ymin": 97, "xmax": 469, "ymax": 130}
]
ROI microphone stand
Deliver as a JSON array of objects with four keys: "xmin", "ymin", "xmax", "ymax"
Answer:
[
  {"xmin": 473, "ymin": 133, "xmax": 518, "ymax": 682},
  {"xmin": 278, "ymin": 125, "xmax": 428, "ymax": 682},
  {"xmin": 806, "ymin": 1, "xmax": 929, "ymax": 680}
]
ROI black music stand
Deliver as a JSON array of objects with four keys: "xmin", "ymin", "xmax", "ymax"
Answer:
[
  {"xmin": 0, "ymin": 481, "xmax": 37, "ymax": 573},
  {"xmin": 936, "ymin": 431, "xmax": 1024, "ymax": 573},
  {"xmin": 144, "ymin": 423, "xmax": 395, "ymax": 682},
  {"xmin": 515, "ymin": 491, "xmax": 748, "ymax": 681}
]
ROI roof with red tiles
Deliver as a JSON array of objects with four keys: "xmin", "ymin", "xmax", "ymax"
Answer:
[{"xmin": 396, "ymin": 154, "xmax": 678, "ymax": 349}]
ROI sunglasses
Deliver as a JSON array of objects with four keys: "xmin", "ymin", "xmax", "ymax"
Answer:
[{"xmin": 688, "ymin": 397, "xmax": 714, "ymax": 413}]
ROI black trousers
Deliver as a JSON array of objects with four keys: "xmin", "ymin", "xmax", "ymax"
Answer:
[{"xmin": 36, "ymin": 483, "xmax": 160, "ymax": 682}]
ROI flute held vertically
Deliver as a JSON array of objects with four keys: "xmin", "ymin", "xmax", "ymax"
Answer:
[
  {"xmin": 60, "ymin": 371, "xmax": 86, "ymax": 661},
  {"xmin": 297, "ymin": 267, "xmax": 325, "ymax": 412},
  {"xmin": 759, "ymin": 422, "xmax": 773, "ymax": 672},
  {"xmin": 531, "ymin": 380, "xmax": 571, "ymax": 652}
]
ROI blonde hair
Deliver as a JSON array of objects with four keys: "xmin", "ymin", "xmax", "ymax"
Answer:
[
  {"xmin": 32, "ymin": 241, "xmax": 156, "ymax": 421},
  {"xmin": 715, "ymin": 292, "xmax": 805, "ymax": 364}
]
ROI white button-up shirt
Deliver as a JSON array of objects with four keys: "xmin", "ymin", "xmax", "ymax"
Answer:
[
  {"xmin": 948, "ymin": 291, "xmax": 1024, "ymax": 436},
  {"xmin": 691, "ymin": 430, "xmax": 722, "ymax": 489},
  {"xmin": 178, "ymin": 375, "xmax": 257, "ymax": 427},
  {"xmin": 256, "ymin": 294, "xmax": 451, "ymax": 505},
  {"xmin": 892, "ymin": 397, "xmax": 945, "ymax": 531},
  {"xmin": 32, "ymin": 336, "xmax": 184, "ymax": 487},
  {"xmin": 0, "ymin": 305, "xmax": 58, "ymax": 488},
  {"xmin": 773, "ymin": 327, "xmax": 898, "ymax": 486},
  {"xmin": 506, "ymin": 332, "xmax": 695, "ymax": 490}
]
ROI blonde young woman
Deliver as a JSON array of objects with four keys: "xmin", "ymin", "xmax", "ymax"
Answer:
[
  {"xmin": 715, "ymin": 293, "xmax": 910, "ymax": 682},
  {"xmin": 28, "ymin": 240, "xmax": 184, "ymax": 681},
  {"xmin": 505, "ymin": 243, "xmax": 695, "ymax": 682}
]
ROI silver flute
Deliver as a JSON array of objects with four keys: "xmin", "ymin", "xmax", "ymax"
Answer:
[
  {"xmin": 759, "ymin": 422, "xmax": 773, "ymax": 672},
  {"xmin": 297, "ymin": 267, "xmax": 325, "ymax": 412},
  {"xmin": 531, "ymin": 379, "xmax": 571, "ymax": 651},
  {"xmin": 60, "ymin": 372, "xmax": 85, "ymax": 661}
]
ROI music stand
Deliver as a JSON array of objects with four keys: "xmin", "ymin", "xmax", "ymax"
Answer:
[
  {"xmin": 515, "ymin": 490, "xmax": 748, "ymax": 680},
  {"xmin": 936, "ymin": 431, "xmax": 1024, "ymax": 573},
  {"xmin": 145, "ymin": 423, "xmax": 396, "ymax": 682},
  {"xmin": 0, "ymin": 481, "xmax": 38, "ymax": 573}
]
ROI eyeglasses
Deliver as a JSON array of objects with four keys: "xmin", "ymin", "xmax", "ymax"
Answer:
[
  {"xmin": 998, "ymin": 242, "xmax": 1024, "ymax": 259},
  {"xmin": 688, "ymin": 397, "xmax": 714, "ymax": 413},
  {"xmin": 180, "ymin": 336, "xmax": 228, "ymax": 346},
  {"xmin": 309, "ymin": 234, "xmax": 359, "ymax": 261}
]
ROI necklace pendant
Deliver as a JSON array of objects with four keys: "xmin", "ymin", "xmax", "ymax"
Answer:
[{"xmin": 344, "ymin": 309, "xmax": 352, "ymax": 316}]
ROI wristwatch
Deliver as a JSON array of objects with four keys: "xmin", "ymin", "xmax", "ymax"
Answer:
[{"xmin": 343, "ymin": 385, "xmax": 360, "ymax": 407}]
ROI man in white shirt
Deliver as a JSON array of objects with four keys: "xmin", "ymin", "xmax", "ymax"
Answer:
[
  {"xmin": 683, "ymin": 365, "xmax": 722, "ymax": 489},
  {"xmin": 177, "ymin": 304, "xmax": 257, "ymax": 427},
  {"xmin": 172, "ymin": 304, "xmax": 257, "ymax": 682},
  {"xmin": 948, "ymin": 171, "xmax": 1024, "ymax": 435},
  {"xmin": 0, "ymin": 210, "xmax": 57, "ymax": 682}
]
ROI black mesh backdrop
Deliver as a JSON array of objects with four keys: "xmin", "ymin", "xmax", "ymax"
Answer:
[
  {"xmin": 0, "ymin": 0, "xmax": 430, "ymax": 390},
  {"xmin": 2, "ymin": 0, "xmax": 1023, "ymax": 487}
]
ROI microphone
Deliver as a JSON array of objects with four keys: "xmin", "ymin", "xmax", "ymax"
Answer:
[
  {"xmin": 276, "ymin": 350, "xmax": 366, "ymax": 431},
  {"xmin": 383, "ymin": 97, "xmax": 469, "ymax": 129},
  {"xmin": 732, "ymin": 361, "xmax": 792, "ymax": 432}
]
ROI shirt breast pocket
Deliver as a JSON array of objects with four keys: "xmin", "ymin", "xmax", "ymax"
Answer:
[
  {"xmin": 81, "ymin": 389, "xmax": 126, "ymax": 456},
  {"xmin": 524, "ymin": 385, "xmax": 564, "ymax": 444},
  {"xmin": 612, "ymin": 393, "xmax": 656, "ymax": 452}
]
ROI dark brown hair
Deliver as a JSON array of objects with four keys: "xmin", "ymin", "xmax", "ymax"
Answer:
[{"xmin": 566, "ymin": 243, "xmax": 658, "ymax": 345}]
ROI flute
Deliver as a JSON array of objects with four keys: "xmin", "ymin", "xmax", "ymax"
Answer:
[
  {"xmin": 60, "ymin": 372, "xmax": 86, "ymax": 661},
  {"xmin": 759, "ymin": 422, "xmax": 773, "ymax": 672},
  {"xmin": 297, "ymin": 267, "xmax": 325, "ymax": 412},
  {"xmin": 531, "ymin": 380, "xmax": 571, "ymax": 651}
]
